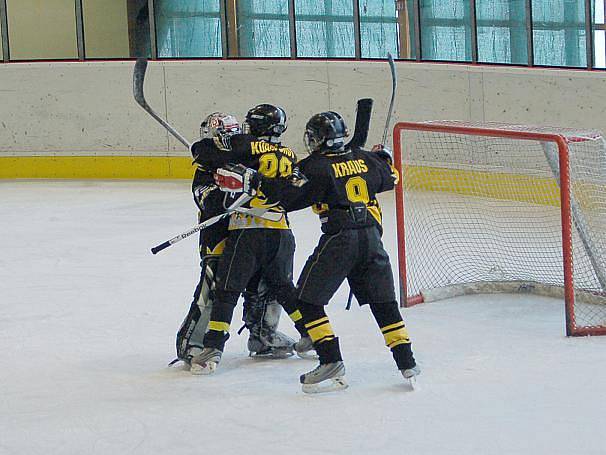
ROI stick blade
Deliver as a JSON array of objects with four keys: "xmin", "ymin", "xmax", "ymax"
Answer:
[
  {"xmin": 346, "ymin": 98, "xmax": 373, "ymax": 151},
  {"xmin": 133, "ymin": 58, "xmax": 149, "ymax": 107}
]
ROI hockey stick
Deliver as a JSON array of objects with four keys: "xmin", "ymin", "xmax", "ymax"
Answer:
[
  {"xmin": 151, "ymin": 193, "xmax": 252, "ymax": 255},
  {"xmin": 381, "ymin": 53, "xmax": 398, "ymax": 147},
  {"xmin": 134, "ymin": 59, "xmax": 282, "ymax": 224},
  {"xmin": 345, "ymin": 98, "xmax": 374, "ymax": 150},
  {"xmin": 345, "ymin": 57, "xmax": 396, "ymax": 310},
  {"xmin": 133, "ymin": 58, "xmax": 192, "ymax": 149}
]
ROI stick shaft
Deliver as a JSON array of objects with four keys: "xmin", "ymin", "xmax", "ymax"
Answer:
[
  {"xmin": 382, "ymin": 53, "xmax": 398, "ymax": 146},
  {"xmin": 151, "ymin": 194, "xmax": 252, "ymax": 254},
  {"xmin": 133, "ymin": 58, "xmax": 192, "ymax": 149}
]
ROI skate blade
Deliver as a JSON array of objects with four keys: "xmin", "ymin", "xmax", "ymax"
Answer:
[
  {"xmin": 301, "ymin": 377, "xmax": 348, "ymax": 394},
  {"xmin": 407, "ymin": 375, "xmax": 419, "ymax": 391},
  {"xmin": 251, "ymin": 349, "xmax": 294, "ymax": 359},
  {"xmin": 190, "ymin": 361, "xmax": 217, "ymax": 375}
]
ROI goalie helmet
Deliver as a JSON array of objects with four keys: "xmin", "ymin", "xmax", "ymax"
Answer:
[
  {"xmin": 244, "ymin": 104, "xmax": 287, "ymax": 142},
  {"xmin": 304, "ymin": 111, "xmax": 349, "ymax": 154},
  {"xmin": 200, "ymin": 112, "xmax": 241, "ymax": 151}
]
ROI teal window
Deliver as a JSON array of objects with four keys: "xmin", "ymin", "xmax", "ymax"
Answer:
[
  {"xmin": 532, "ymin": 0, "xmax": 586, "ymax": 67},
  {"xmin": 420, "ymin": 0, "xmax": 473, "ymax": 61},
  {"xmin": 237, "ymin": 0, "xmax": 290, "ymax": 57},
  {"xmin": 155, "ymin": 0, "xmax": 222, "ymax": 57},
  {"xmin": 359, "ymin": 0, "xmax": 399, "ymax": 59},
  {"xmin": 476, "ymin": 0, "xmax": 528, "ymax": 64},
  {"xmin": 593, "ymin": 0, "xmax": 605, "ymax": 67},
  {"xmin": 295, "ymin": 0, "xmax": 355, "ymax": 58}
]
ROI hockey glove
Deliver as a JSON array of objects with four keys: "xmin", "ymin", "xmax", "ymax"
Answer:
[
  {"xmin": 214, "ymin": 164, "xmax": 260, "ymax": 196},
  {"xmin": 371, "ymin": 144, "xmax": 393, "ymax": 165}
]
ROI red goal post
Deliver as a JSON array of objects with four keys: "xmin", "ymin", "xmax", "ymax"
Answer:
[{"xmin": 392, "ymin": 121, "xmax": 606, "ymax": 337}]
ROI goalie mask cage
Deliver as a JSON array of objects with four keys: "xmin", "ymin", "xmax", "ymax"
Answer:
[{"xmin": 393, "ymin": 121, "xmax": 606, "ymax": 337}]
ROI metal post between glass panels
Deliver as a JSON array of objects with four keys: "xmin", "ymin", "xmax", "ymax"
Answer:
[
  {"xmin": 219, "ymin": 0, "xmax": 228, "ymax": 58},
  {"xmin": 0, "ymin": 0, "xmax": 9, "ymax": 61},
  {"xmin": 412, "ymin": 0, "xmax": 421, "ymax": 61},
  {"xmin": 148, "ymin": 0, "xmax": 157, "ymax": 59},
  {"xmin": 353, "ymin": 0, "xmax": 361, "ymax": 59},
  {"xmin": 469, "ymin": 0, "xmax": 478, "ymax": 63},
  {"xmin": 585, "ymin": 0, "xmax": 594, "ymax": 69},
  {"xmin": 75, "ymin": 0, "xmax": 85, "ymax": 60},
  {"xmin": 288, "ymin": 0, "xmax": 296, "ymax": 58},
  {"xmin": 525, "ymin": 0, "xmax": 534, "ymax": 66}
]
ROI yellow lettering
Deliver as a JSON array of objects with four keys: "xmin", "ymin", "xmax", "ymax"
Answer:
[
  {"xmin": 346, "ymin": 161, "xmax": 357, "ymax": 175},
  {"xmin": 332, "ymin": 163, "xmax": 342, "ymax": 178},
  {"xmin": 358, "ymin": 159, "xmax": 368, "ymax": 173}
]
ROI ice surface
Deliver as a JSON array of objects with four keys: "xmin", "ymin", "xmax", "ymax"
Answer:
[{"xmin": 1, "ymin": 181, "xmax": 605, "ymax": 455}]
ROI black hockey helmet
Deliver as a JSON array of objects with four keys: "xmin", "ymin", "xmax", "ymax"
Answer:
[
  {"xmin": 244, "ymin": 104, "xmax": 287, "ymax": 141},
  {"xmin": 304, "ymin": 111, "xmax": 349, "ymax": 154}
]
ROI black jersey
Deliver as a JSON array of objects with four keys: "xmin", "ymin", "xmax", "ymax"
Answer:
[
  {"xmin": 191, "ymin": 134, "xmax": 297, "ymax": 230},
  {"xmin": 262, "ymin": 147, "xmax": 397, "ymax": 233}
]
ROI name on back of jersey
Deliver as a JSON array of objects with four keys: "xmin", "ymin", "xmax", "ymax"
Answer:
[
  {"xmin": 331, "ymin": 159, "xmax": 368, "ymax": 178},
  {"xmin": 250, "ymin": 141, "xmax": 296, "ymax": 159}
]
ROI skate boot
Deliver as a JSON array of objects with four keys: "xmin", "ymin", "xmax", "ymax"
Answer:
[
  {"xmin": 249, "ymin": 330, "xmax": 295, "ymax": 359},
  {"xmin": 190, "ymin": 347, "xmax": 222, "ymax": 375},
  {"xmin": 294, "ymin": 336, "xmax": 317, "ymax": 359},
  {"xmin": 400, "ymin": 365, "xmax": 421, "ymax": 389},
  {"xmin": 300, "ymin": 361, "xmax": 348, "ymax": 394}
]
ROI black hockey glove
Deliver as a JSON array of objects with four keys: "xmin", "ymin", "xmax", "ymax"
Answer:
[
  {"xmin": 371, "ymin": 144, "xmax": 394, "ymax": 165},
  {"xmin": 214, "ymin": 164, "xmax": 261, "ymax": 196}
]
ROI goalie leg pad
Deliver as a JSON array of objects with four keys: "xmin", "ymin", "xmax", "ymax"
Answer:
[{"xmin": 175, "ymin": 256, "xmax": 219, "ymax": 362}]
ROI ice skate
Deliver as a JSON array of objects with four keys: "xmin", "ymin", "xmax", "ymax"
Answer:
[
  {"xmin": 190, "ymin": 348, "xmax": 222, "ymax": 375},
  {"xmin": 300, "ymin": 361, "xmax": 348, "ymax": 394},
  {"xmin": 401, "ymin": 365, "xmax": 421, "ymax": 389},
  {"xmin": 248, "ymin": 330, "xmax": 295, "ymax": 359},
  {"xmin": 294, "ymin": 336, "xmax": 318, "ymax": 360}
]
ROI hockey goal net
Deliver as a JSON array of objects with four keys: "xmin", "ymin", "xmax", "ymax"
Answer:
[{"xmin": 393, "ymin": 121, "xmax": 606, "ymax": 336}]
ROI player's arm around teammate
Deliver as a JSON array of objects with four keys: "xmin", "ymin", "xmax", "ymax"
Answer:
[
  {"xmin": 188, "ymin": 105, "xmax": 313, "ymax": 375},
  {"xmin": 216, "ymin": 111, "xmax": 420, "ymax": 393}
]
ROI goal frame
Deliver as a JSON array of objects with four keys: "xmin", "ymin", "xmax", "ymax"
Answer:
[{"xmin": 393, "ymin": 121, "xmax": 606, "ymax": 337}]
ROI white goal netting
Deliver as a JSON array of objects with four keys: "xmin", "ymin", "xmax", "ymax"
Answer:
[{"xmin": 395, "ymin": 121, "xmax": 606, "ymax": 336}]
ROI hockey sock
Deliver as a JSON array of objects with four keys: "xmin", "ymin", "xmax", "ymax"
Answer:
[
  {"xmin": 272, "ymin": 286, "xmax": 307, "ymax": 336},
  {"xmin": 299, "ymin": 302, "xmax": 342, "ymax": 364},
  {"xmin": 203, "ymin": 290, "xmax": 238, "ymax": 351},
  {"xmin": 369, "ymin": 302, "xmax": 416, "ymax": 370}
]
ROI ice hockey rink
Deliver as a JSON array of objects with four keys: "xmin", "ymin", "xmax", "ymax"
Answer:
[{"xmin": 1, "ymin": 180, "xmax": 605, "ymax": 455}]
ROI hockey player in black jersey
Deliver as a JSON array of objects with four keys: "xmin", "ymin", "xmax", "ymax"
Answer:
[
  {"xmin": 174, "ymin": 112, "xmax": 296, "ymax": 370},
  {"xmin": 215, "ymin": 111, "xmax": 420, "ymax": 392},
  {"xmin": 188, "ymin": 104, "xmax": 312, "ymax": 374}
]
